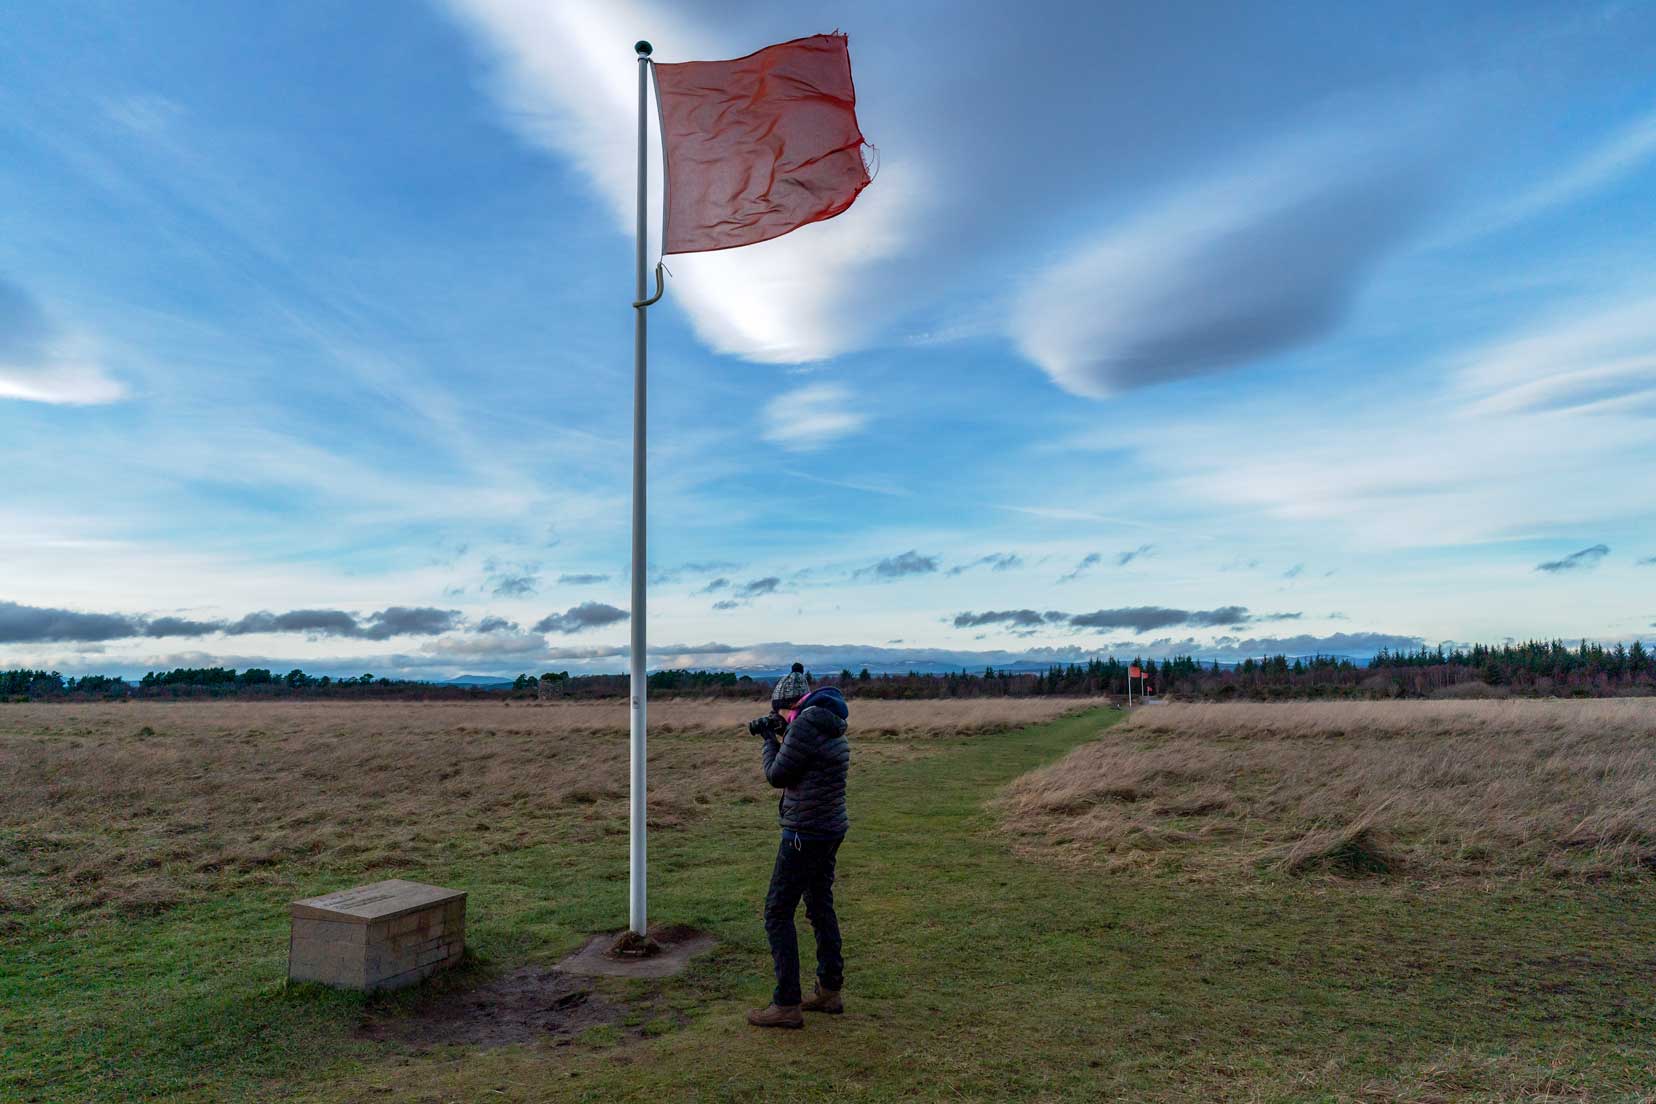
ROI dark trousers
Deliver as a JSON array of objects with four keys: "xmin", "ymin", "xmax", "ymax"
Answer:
[{"xmin": 764, "ymin": 832, "xmax": 843, "ymax": 1006}]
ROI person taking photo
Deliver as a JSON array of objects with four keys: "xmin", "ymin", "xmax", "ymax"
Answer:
[{"xmin": 746, "ymin": 663, "xmax": 850, "ymax": 1029}]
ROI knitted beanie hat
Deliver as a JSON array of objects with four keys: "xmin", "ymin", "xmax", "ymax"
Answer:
[{"xmin": 771, "ymin": 662, "xmax": 810, "ymax": 707}]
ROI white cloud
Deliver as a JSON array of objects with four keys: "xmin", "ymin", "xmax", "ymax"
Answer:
[
  {"xmin": 0, "ymin": 277, "xmax": 125, "ymax": 404},
  {"xmin": 0, "ymin": 337, "xmax": 126, "ymax": 405},
  {"xmin": 1457, "ymin": 294, "xmax": 1656, "ymax": 416},
  {"xmin": 1011, "ymin": 132, "xmax": 1430, "ymax": 397},
  {"xmin": 441, "ymin": 0, "xmax": 921, "ymax": 364},
  {"xmin": 414, "ymin": 632, "xmax": 549, "ymax": 660},
  {"xmin": 1079, "ymin": 376, "xmax": 1655, "ymax": 551},
  {"xmin": 760, "ymin": 384, "xmax": 866, "ymax": 451}
]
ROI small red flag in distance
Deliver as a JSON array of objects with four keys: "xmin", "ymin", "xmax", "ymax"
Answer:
[{"xmin": 654, "ymin": 34, "xmax": 870, "ymax": 255}]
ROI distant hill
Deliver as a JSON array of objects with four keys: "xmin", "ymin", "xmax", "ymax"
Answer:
[{"xmin": 440, "ymin": 675, "xmax": 517, "ymax": 688}]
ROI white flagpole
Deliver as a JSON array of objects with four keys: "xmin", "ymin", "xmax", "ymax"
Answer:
[{"xmin": 628, "ymin": 38, "xmax": 653, "ymax": 937}]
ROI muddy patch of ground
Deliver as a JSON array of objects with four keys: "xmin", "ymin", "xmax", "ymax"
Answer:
[
  {"xmin": 355, "ymin": 927, "xmax": 717, "ymax": 1050},
  {"xmin": 354, "ymin": 966, "xmax": 628, "ymax": 1049}
]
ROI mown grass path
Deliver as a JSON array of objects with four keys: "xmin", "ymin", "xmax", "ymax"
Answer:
[{"xmin": 7, "ymin": 707, "xmax": 1652, "ymax": 1102}]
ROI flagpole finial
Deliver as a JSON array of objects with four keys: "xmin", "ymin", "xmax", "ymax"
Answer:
[{"xmin": 635, "ymin": 40, "xmax": 653, "ymax": 57}]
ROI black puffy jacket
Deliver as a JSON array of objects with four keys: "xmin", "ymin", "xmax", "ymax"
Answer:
[{"xmin": 761, "ymin": 687, "xmax": 850, "ymax": 837}]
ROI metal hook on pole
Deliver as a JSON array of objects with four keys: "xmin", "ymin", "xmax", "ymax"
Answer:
[{"xmin": 633, "ymin": 261, "xmax": 666, "ymax": 309}]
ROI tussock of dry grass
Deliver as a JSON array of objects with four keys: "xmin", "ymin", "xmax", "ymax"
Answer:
[
  {"xmin": 1000, "ymin": 701, "xmax": 1656, "ymax": 881},
  {"xmin": 1, "ymin": 697, "xmax": 1083, "ymax": 916},
  {"xmin": 1345, "ymin": 1046, "xmax": 1619, "ymax": 1103}
]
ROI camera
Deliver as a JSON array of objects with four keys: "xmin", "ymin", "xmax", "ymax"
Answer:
[{"xmin": 747, "ymin": 712, "xmax": 785, "ymax": 739}]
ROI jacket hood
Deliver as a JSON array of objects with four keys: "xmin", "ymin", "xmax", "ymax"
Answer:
[{"xmin": 795, "ymin": 685, "xmax": 848, "ymax": 721}]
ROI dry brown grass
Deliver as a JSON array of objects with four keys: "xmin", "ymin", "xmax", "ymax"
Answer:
[
  {"xmin": 1000, "ymin": 700, "xmax": 1656, "ymax": 881},
  {"xmin": 1341, "ymin": 1045, "xmax": 1648, "ymax": 1103},
  {"xmin": 0, "ymin": 696, "xmax": 1085, "ymax": 917}
]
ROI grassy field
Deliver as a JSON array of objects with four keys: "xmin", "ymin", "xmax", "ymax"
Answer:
[
  {"xmin": 3, "ymin": 699, "xmax": 1652, "ymax": 1102},
  {"xmin": 1002, "ymin": 700, "xmax": 1656, "ymax": 880}
]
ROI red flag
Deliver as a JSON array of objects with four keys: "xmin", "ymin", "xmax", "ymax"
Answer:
[
  {"xmin": 1129, "ymin": 665, "xmax": 1142, "ymax": 679},
  {"xmin": 654, "ymin": 34, "xmax": 870, "ymax": 255}
]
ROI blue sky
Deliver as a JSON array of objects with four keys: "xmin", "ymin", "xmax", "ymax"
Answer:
[{"xmin": 4, "ymin": 1, "xmax": 1656, "ymax": 678}]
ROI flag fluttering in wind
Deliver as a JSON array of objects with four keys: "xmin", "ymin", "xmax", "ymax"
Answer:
[
  {"xmin": 653, "ymin": 34, "xmax": 871, "ymax": 254},
  {"xmin": 621, "ymin": 34, "xmax": 872, "ymax": 937}
]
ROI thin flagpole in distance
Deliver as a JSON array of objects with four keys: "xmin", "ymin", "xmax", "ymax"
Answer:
[{"xmin": 628, "ymin": 38, "xmax": 653, "ymax": 937}]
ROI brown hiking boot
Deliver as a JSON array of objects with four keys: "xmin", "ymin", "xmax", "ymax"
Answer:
[
  {"xmin": 800, "ymin": 984, "xmax": 843, "ymax": 1014},
  {"xmin": 746, "ymin": 1003, "xmax": 804, "ymax": 1029}
]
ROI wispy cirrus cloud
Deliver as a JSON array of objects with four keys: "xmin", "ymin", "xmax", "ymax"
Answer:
[
  {"xmin": 760, "ymin": 384, "xmax": 867, "ymax": 451},
  {"xmin": 947, "ymin": 552, "xmax": 1022, "ymax": 577},
  {"xmin": 1535, "ymin": 544, "xmax": 1609, "ymax": 573},
  {"xmin": 0, "ymin": 277, "xmax": 125, "ymax": 405},
  {"xmin": 1467, "ymin": 103, "xmax": 1656, "ymax": 239},
  {"xmin": 1458, "ymin": 296, "xmax": 1656, "ymax": 417},
  {"xmin": 1058, "ymin": 553, "xmax": 1102, "ymax": 583},
  {"xmin": 1087, "ymin": 371, "xmax": 1656, "ymax": 549},
  {"xmin": 1060, "ymin": 546, "xmax": 1154, "ymax": 582},
  {"xmin": 650, "ymin": 561, "xmax": 740, "ymax": 585},
  {"xmin": 1116, "ymin": 544, "xmax": 1154, "ymax": 567}
]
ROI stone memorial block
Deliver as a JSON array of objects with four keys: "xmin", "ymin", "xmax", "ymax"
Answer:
[{"xmin": 288, "ymin": 879, "xmax": 465, "ymax": 990}]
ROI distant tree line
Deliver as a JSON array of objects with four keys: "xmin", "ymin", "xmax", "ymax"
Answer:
[
  {"xmin": 3, "ymin": 639, "xmax": 1652, "ymax": 702},
  {"xmin": 1161, "ymin": 640, "xmax": 1656, "ymax": 700},
  {"xmin": 2, "ymin": 666, "xmax": 499, "ymax": 701},
  {"xmin": 0, "ymin": 670, "xmax": 132, "ymax": 698},
  {"xmin": 515, "ymin": 669, "xmax": 766, "ymax": 700}
]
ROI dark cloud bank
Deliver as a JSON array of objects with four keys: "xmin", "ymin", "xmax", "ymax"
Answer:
[
  {"xmin": 1059, "ymin": 553, "xmax": 1102, "ymax": 583},
  {"xmin": 1535, "ymin": 544, "xmax": 1609, "ymax": 573},
  {"xmin": 0, "ymin": 599, "xmax": 632, "ymax": 644},
  {"xmin": 531, "ymin": 602, "xmax": 628, "ymax": 634},
  {"xmin": 856, "ymin": 551, "xmax": 939, "ymax": 580},
  {"xmin": 490, "ymin": 573, "xmax": 539, "ymax": 598},
  {"xmin": 0, "ymin": 600, "xmax": 467, "ymax": 644},
  {"xmin": 954, "ymin": 605, "xmax": 1301, "ymax": 634},
  {"xmin": 650, "ymin": 560, "xmax": 739, "ymax": 585},
  {"xmin": 705, "ymin": 576, "xmax": 782, "ymax": 610},
  {"xmin": 1023, "ymin": 159, "xmax": 1435, "ymax": 396},
  {"xmin": 947, "ymin": 553, "xmax": 1022, "ymax": 577}
]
